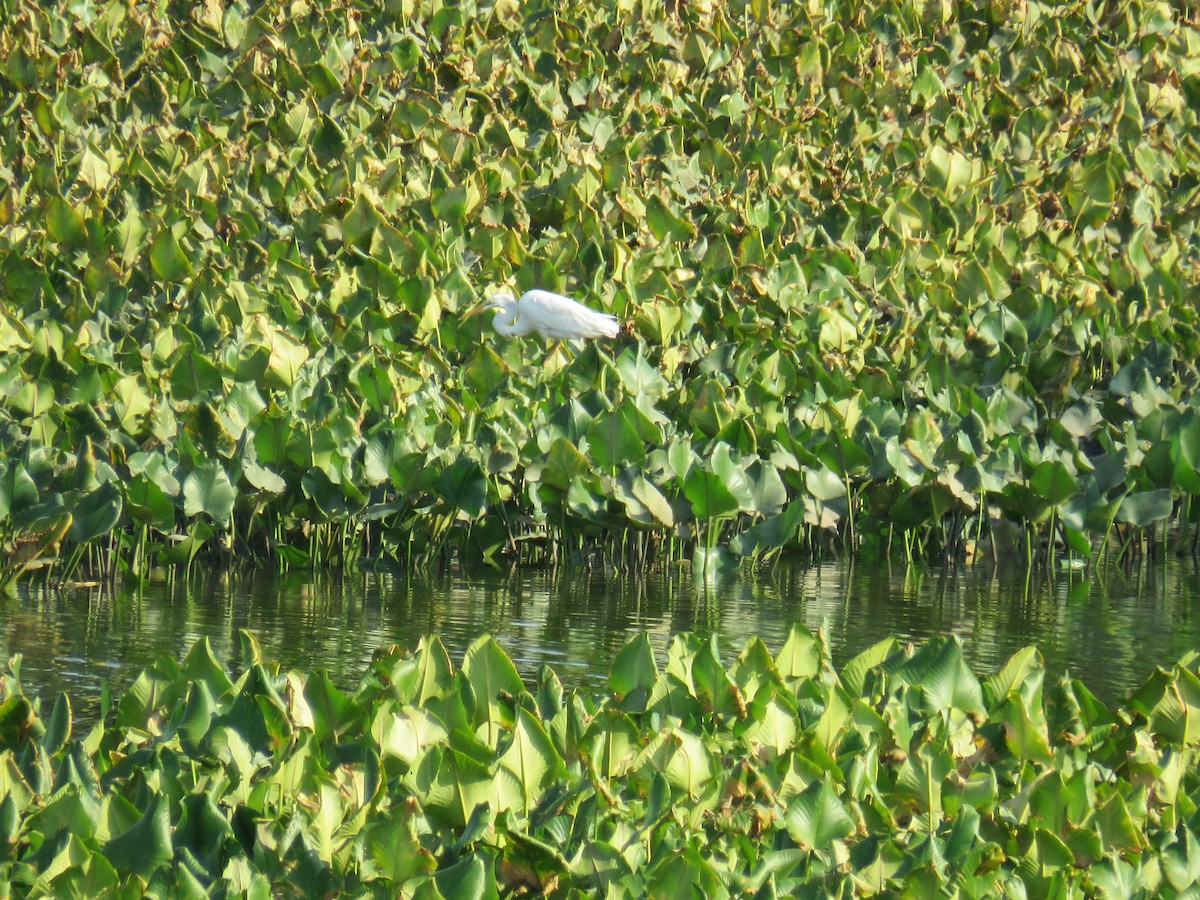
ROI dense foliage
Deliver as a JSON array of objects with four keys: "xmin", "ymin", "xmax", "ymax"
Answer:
[
  {"xmin": 2, "ymin": 629, "xmax": 1198, "ymax": 896},
  {"xmin": 2, "ymin": 0, "xmax": 1200, "ymax": 582}
]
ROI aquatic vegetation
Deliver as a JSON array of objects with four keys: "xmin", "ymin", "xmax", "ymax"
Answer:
[
  {"xmin": 2, "ymin": 0, "xmax": 1200, "ymax": 581},
  {"xmin": 0, "ymin": 628, "xmax": 1197, "ymax": 895}
]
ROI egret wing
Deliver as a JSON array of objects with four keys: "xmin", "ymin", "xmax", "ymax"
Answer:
[{"xmin": 519, "ymin": 290, "xmax": 619, "ymax": 339}]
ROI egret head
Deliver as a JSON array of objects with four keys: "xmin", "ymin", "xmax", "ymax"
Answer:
[{"xmin": 464, "ymin": 292, "xmax": 514, "ymax": 320}]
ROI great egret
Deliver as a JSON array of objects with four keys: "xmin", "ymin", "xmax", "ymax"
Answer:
[{"xmin": 470, "ymin": 289, "xmax": 620, "ymax": 340}]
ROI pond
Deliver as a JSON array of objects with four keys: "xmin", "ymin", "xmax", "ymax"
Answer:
[{"xmin": 3, "ymin": 557, "xmax": 1198, "ymax": 721}]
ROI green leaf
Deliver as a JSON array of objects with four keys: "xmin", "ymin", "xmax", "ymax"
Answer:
[
  {"xmin": 275, "ymin": 257, "xmax": 317, "ymax": 304},
  {"xmin": 537, "ymin": 438, "xmax": 592, "ymax": 494},
  {"xmin": 342, "ymin": 193, "xmax": 383, "ymax": 247},
  {"xmin": 894, "ymin": 743, "xmax": 954, "ymax": 819},
  {"xmin": 918, "ymin": 640, "xmax": 987, "ymax": 718},
  {"xmin": 68, "ymin": 480, "xmax": 123, "ymax": 545},
  {"xmin": 776, "ymin": 625, "xmax": 821, "ymax": 681},
  {"xmin": 619, "ymin": 473, "xmax": 674, "ymax": 527},
  {"xmin": 175, "ymin": 793, "xmax": 237, "ymax": 878},
  {"xmin": 805, "ymin": 465, "xmax": 845, "ymax": 502},
  {"xmin": 435, "ymin": 459, "xmax": 487, "ymax": 519},
  {"xmin": 78, "ymin": 146, "xmax": 111, "ymax": 191},
  {"xmin": 588, "ymin": 405, "xmax": 645, "ymax": 470},
  {"xmin": 432, "ymin": 184, "xmax": 469, "ymax": 226},
  {"xmin": 497, "ymin": 707, "xmax": 562, "ymax": 814},
  {"xmin": 746, "ymin": 459, "xmax": 788, "ymax": 516},
  {"xmin": 741, "ymin": 690, "xmax": 798, "ymax": 756},
  {"xmin": 1031, "ymin": 459, "xmax": 1077, "ymax": 506},
  {"xmin": 1001, "ymin": 694, "xmax": 1053, "ymax": 762},
  {"xmin": 646, "ymin": 847, "xmax": 727, "ymax": 898},
  {"xmin": 1162, "ymin": 828, "xmax": 1200, "ymax": 892},
  {"xmin": 610, "ymin": 633, "xmax": 658, "ymax": 708},
  {"xmin": 0, "ymin": 461, "xmax": 39, "ymax": 519},
  {"xmin": 645, "ymin": 194, "xmax": 694, "ymax": 241},
  {"xmin": 68, "ymin": 413, "xmax": 100, "ymax": 464},
  {"xmin": 1094, "ymin": 791, "xmax": 1145, "ymax": 852},
  {"xmin": 840, "ymin": 638, "xmax": 898, "ymax": 696},
  {"xmin": 115, "ymin": 203, "xmax": 146, "ymax": 268},
  {"xmin": 584, "ymin": 706, "xmax": 640, "ymax": 779},
  {"xmin": 304, "ymin": 670, "xmax": 361, "ymax": 741},
  {"xmin": 433, "ymin": 853, "xmax": 499, "ymax": 900},
  {"xmin": 1128, "ymin": 665, "xmax": 1200, "ymax": 744},
  {"xmin": 928, "ymin": 145, "xmax": 975, "ymax": 199},
  {"xmin": 683, "ymin": 467, "xmax": 739, "ymax": 519},
  {"xmin": 257, "ymin": 325, "xmax": 309, "ymax": 390},
  {"xmin": 421, "ymin": 746, "xmax": 494, "ymax": 829},
  {"xmin": 634, "ymin": 300, "xmax": 682, "ymax": 343},
  {"xmin": 637, "ymin": 726, "xmax": 714, "ymax": 799},
  {"xmin": 150, "ymin": 227, "xmax": 192, "ymax": 281},
  {"xmin": 462, "ymin": 635, "xmax": 525, "ymax": 739},
  {"xmin": 1035, "ymin": 827, "xmax": 1075, "ymax": 872},
  {"xmin": 104, "ymin": 793, "xmax": 173, "ymax": 877},
  {"xmin": 1117, "ymin": 489, "xmax": 1173, "ymax": 528},
  {"xmin": 302, "ymin": 466, "xmax": 367, "ymax": 521},
  {"xmin": 241, "ymin": 457, "xmax": 286, "ymax": 494},
  {"xmin": 45, "ymin": 197, "xmax": 87, "ymax": 246},
  {"xmin": 373, "ymin": 703, "xmax": 448, "ymax": 767},
  {"xmin": 984, "ymin": 645, "xmax": 1044, "ymax": 704},
  {"xmin": 911, "ymin": 66, "xmax": 944, "ymax": 102},
  {"xmin": 365, "ymin": 808, "xmax": 438, "ymax": 883},
  {"xmin": 784, "ymin": 778, "xmax": 855, "ymax": 851},
  {"xmin": 40, "ymin": 693, "xmax": 71, "ymax": 755},
  {"xmin": 183, "ymin": 460, "xmax": 235, "ymax": 527},
  {"xmin": 710, "ymin": 443, "xmax": 754, "ymax": 511},
  {"xmin": 1170, "ymin": 415, "xmax": 1200, "ymax": 493},
  {"xmin": 159, "ymin": 519, "xmax": 214, "ymax": 567},
  {"xmin": 171, "ymin": 348, "xmax": 224, "ymax": 400},
  {"xmin": 615, "ymin": 350, "xmax": 670, "ymax": 397}
]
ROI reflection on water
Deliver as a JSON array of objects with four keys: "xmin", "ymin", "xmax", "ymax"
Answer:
[{"xmin": 3, "ymin": 558, "xmax": 1198, "ymax": 721}]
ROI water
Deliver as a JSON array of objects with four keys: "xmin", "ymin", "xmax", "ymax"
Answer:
[{"xmin": 3, "ymin": 559, "xmax": 1198, "ymax": 722}]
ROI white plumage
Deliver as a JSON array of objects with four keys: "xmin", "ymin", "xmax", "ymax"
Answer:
[{"xmin": 480, "ymin": 290, "xmax": 620, "ymax": 340}]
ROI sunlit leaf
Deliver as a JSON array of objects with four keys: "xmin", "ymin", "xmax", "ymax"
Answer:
[
  {"xmin": 462, "ymin": 635, "xmax": 525, "ymax": 739},
  {"xmin": 610, "ymin": 633, "xmax": 658, "ymax": 708},
  {"xmin": 497, "ymin": 707, "xmax": 563, "ymax": 814},
  {"xmin": 183, "ymin": 461, "xmax": 235, "ymax": 527},
  {"xmin": 784, "ymin": 778, "xmax": 855, "ymax": 851},
  {"xmin": 149, "ymin": 228, "xmax": 192, "ymax": 282},
  {"xmin": 683, "ymin": 467, "xmax": 739, "ymax": 519}
]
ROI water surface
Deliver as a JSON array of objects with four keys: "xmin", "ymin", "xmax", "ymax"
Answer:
[{"xmin": 3, "ymin": 559, "xmax": 1197, "ymax": 721}]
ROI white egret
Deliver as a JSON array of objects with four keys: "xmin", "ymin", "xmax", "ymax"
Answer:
[{"xmin": 470, "ymin": 289, "xmax": 620, "ymax": 340}]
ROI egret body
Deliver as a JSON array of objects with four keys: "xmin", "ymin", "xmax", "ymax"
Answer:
[{"xmin": 478, "ymin": 290, "xmax": 619, "ymax": 340}]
